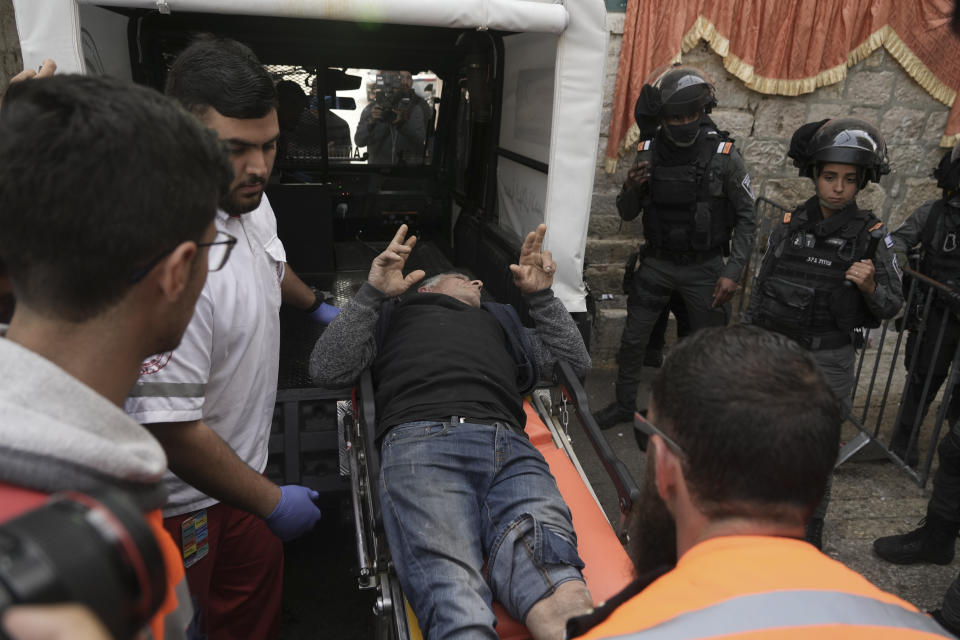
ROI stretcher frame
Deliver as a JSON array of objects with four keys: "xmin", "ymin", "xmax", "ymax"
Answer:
[{"xmin": 340, "ymin": 360, "xmax": 640, "ymax": 639}]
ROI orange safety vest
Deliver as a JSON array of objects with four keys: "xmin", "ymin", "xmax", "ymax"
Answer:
[
  {"xmin": 0, "ymin": 483, "xmax": 190, "ymax": 639},
  {"xmin": 576, "ymin": 535, "xmax": 951, "ymax": 639}
]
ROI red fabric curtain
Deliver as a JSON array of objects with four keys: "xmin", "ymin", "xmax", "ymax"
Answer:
[{"xmin": 605, "ymin": 0, "xmax": 960, "ymax": 172}]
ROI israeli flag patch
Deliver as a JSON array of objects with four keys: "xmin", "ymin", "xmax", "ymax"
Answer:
[
  {"xmin": 884, "ymin": 234, "xmax": 894, "ymax": 248},
  {"xmin": 742, "ymin": 174, "xmax": 755, "ymax": 199}
]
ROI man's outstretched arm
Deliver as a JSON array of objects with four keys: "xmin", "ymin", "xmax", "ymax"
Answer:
[
  {"xmin": 309, "ymin": 224, "xmax": 425, "ymax": 387},
  {"xmin": 509, "ymin": 224, "xmax": 591, "ymax": 378}
]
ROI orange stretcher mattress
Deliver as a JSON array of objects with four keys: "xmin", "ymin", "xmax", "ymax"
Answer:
[{"xmin": 490, "ymin": 400, "xmax": 637, "ymax": 639}]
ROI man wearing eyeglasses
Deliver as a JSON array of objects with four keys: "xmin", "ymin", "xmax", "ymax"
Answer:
[
  {"xmin": 0, "ymin": 71, "xmax": 231, "ymax": 639},
  {"xmin": 570, "ymin": 326, "xmax": 951, "ymax": 639},
  {"xmin": 123, "ymin": 37, "xmax": 326, "ymax": 640}
]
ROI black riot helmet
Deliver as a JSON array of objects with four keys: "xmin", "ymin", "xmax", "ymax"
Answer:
[
  {"xmin": 634, "ymin": 65, "xmax": 717, "ymax": 133},
  {"xmin": 791, "ymin": 118, "xmax": 890, "ymax": 188},
  {"xmin": 933, "ymin": 139, "xmax": 960, "ymax": 192}
]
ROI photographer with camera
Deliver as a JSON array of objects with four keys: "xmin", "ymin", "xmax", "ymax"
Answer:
[
  {"xmin": 0, "ymin": 69, "xmax": 233, "ymax": 637},
  {"xmin": 355, "ymin": 70, "xmax": 426, "ymax": 165}
]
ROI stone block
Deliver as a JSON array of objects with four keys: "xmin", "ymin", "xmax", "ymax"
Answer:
[
  {"xmin": 607, "ymin": 12, "xmax": 626, "ymax": 35},
  {"xmin": 894, "ymin": 74, "xmax": 941, "ymax": 108},
  {"xmin": 589, "ymin": 192, "xmax": 620, "ymax": 219},
  {"xmin": 760, "ymin": 177, "xmax": 811, "ymax": 208},
  {"xmin": 894, "ymin": 178, "xmax": 942, "ymax": 225},
  {"xmin": 753, "ymin": 99, "xmax": 807, "ymax": 138},
  {"xmin": 602, "ymin": 76, "xmax": 617, "ymax": 108},
  {"xmin": 714, "ymin": 74, "xmax": 755, "ymax": 111},
  {"xmin": 810, "ymin": 81, "xmax": 844, "ymax": 102},
  {"xmin": 711, "ymin": 108, "xmax": 754, "ymax": 143},
  {"xmin": 585, "ymin": 264, "xmax": 626, "ymax": 297},
  {"xmin": 846, "ymin": 70, "xmax": 896, "ymax": 107},
  {"xmin": 806, "ymin": 103, "xmax": 880, "ymax": 126},
  {"xmin": 861, "ymin": 47, "xmax": 886, "ymax": 68},
  {"xmin": 888, "ymin": 142, "xmax": 943, "ymax": 178},
  {"xmin": 881, "ymin": 106, "xmax": 928, "ymax": 143},
  {"xmin": 590, "ymin": 307, "xmax": 627, "ymax": 364},
  {"xmin": 586, "ymin": 238, "xmax": 637, "ymax": 265},
  {"xmin": 856, "ymin": 183, "xmax": 887, "ymax": 218},
  {"xmin": 923, "ymin": 110, "xmax": 951, "ymax": 142},
  {"xmin": 741, "ymin": 139, "xmax": 787, "ymax": 174},
  {"xmin": 587, "ymin": 212, "xmax": 636, "ymax": 239}
]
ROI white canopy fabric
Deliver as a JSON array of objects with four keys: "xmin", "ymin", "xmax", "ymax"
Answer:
[{"xmin": 12, "ymin": 0, "xmax": 606, "ymax": 313}]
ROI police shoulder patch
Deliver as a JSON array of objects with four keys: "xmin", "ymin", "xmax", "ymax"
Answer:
[
  {"xmin": 741, "ymin": 173, "xmax": 754, "ymax": 199},
  {"xmin": 783, "ymin": 211, "xmax": 792, "ymax": 224},
  {"xmin": 884, "ymin": 233, "xmax": 894, "ymax": 248}
]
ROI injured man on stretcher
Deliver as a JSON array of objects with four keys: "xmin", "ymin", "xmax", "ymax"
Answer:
[{"xmin": 310, "ymin": 223, "xmax": 594, "ymax": 639}]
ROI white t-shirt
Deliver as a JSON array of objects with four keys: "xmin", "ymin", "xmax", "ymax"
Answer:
[{"xmin": 125, "ymin": 196, "xmax": 286, "ymax": 516}]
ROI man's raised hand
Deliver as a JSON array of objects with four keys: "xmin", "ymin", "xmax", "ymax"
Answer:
[
  {"xmin": 368, "ymin": 224, "xmax": 425, "ymax": 296},
  {"xmin": 509, "ymin": 224, "xmax": 556, "ymax": 294}
]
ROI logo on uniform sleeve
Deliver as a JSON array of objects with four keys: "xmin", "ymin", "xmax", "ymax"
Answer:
[
  {"xmin": 946, "ymin": 232, "xmax": 958, "ymax": 253},
  {"xmin": 140, "ymin": 351, "xmax": 172, "ymax": 375},
  {"xmin": 884, "ymin": 234, "xmax": 894, "ymax": 248},
  {"xmin": 741, "ymin": 174, "xmax": 754, "ymax": 199}
]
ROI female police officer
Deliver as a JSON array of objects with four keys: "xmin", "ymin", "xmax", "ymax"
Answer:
[{"xmin": 742, "ymin": 118, "xmax": 903, "ymax": 547}]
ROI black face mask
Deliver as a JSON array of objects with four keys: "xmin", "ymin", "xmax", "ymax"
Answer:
[{"xmin": 664, "ymin": 119, "xmax": 701, "ymax": 147}]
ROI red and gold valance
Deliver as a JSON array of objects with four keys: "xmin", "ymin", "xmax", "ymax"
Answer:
[{"xmin": 605, "ymin": 0, "xmax": 960, "ymax": 173}]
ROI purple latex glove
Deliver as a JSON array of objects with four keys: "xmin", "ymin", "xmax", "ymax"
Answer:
[
  {"xmin": 265, "ymin": 485, "xmax": 322, "ymax": 541},
  {"xmin": 308, "ymin": 301, "xmax": 340, "ymax": 325}
]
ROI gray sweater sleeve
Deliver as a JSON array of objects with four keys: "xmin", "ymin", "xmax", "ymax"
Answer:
[
  {"xmin": 524, "ymin": 288, "xmax": 592, "ymax": 379},
  {"xmin": 309, "ymin": 282, "xmax": 390, "ymax": 388}
]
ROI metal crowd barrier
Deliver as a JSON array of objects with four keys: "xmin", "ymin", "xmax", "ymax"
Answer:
[
  {"xmin": 841, "ymin": 265, "xmax": 960, "ymax": 486},
  {"xmin": 732, "ymin": 197, "xmax": 789, "ymax": 321}
]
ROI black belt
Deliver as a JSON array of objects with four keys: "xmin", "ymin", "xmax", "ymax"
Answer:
[
  {"xmin": 448, "ymin": 415, "xmax": 508, "ymax": 427},
  {"xmin": 759, "ymin": 323, "xmax": 852, "ymax": 351},
  {"xmin": 791, "ymin": 332, "xmax": 852, "ymax": 351},
  {"xmin": 646, "ymin": 246, "xmax": 722, "ymax": 265}
]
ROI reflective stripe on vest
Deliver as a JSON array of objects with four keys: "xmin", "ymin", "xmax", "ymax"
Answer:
[{"xmin": 600, "ymin": 589, "xmax": 951, "ymax": 639}]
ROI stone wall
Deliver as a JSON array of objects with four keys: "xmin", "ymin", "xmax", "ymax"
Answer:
[
  {"xmin": 0, "ymin": 0, "xmax": 21, "ymax": 95},
  {"xmin": 588, "ymin": 16, "xmax": 951, "ymax": 363}
]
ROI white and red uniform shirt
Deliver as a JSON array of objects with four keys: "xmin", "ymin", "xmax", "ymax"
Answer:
[{"xmin": 125, "ymin": 196, "xmax": 285, "ymax": 516}]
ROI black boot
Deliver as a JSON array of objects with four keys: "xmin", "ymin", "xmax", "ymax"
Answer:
[
  {"xmin": 593, "ymin": 385, "xmax": 636, "ymax": 430},
  {"xmin": 593, "ymin": 402, "xmax": 634, "ymax": 430},
  {"xmin": 873, "ymin": 513, "xmax": 960, "ymax": 565}
]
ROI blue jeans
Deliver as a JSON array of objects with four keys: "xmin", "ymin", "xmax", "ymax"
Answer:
[{"xmin": 379, "ymin": 420, "xmax": 585, "ymax": 639}]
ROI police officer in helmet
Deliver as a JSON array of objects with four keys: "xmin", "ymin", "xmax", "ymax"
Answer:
[
  {"xmin": 742, "ymin": 117, "xmax": 903, "ymax": 548},
  {"xmin": 872, "ymin": 141, "xmax": 960, "ymax": 595},
  {"xmin": 594, "ymin": 64, "xmax": 757, "ymax": 430}
]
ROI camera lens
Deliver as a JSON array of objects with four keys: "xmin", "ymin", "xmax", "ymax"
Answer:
[{"xmin": 0, "ymin": 490, "xmax": 167, "ymax": 640}]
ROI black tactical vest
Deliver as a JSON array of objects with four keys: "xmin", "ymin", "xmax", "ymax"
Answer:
[
  {"xmin": 756, "ymin": 201, "xmax": 880, "ymax": 338},
  {"xmin": 641, "ymin": 131, "xmax": 735, "ymax": 253},
  {"xmin": 921, "ymin": 199, "xmax": 960, "ymax": 284}
]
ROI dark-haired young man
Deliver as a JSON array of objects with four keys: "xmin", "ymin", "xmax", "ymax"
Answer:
[
  {"xmin": 123, "ymin": 37, "xmax": 326, "ymax": 639},
  {"xmin": 571, "ymin": 326, "xmax": 950, "ymax": 639},
  {"xmin": 0, "ymin": 72, "xmax": 232, "ymax": 639}
]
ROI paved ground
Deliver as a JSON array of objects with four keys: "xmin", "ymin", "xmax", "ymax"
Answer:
[{"xmin": 280, "ymin": 358, "xmax": 959, "ymax": 637}]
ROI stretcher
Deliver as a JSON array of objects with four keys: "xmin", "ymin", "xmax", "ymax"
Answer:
[{"xmin": 341, "ymin": 360, "xmax": 640, "ymax": 639}]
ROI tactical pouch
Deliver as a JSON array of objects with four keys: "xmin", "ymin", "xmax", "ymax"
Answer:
[
  {"xmin": 691, "ymin": 201, "xmax": 712, "ymax": 251},
  {"xmin": 649, "ymin": 165, "xmax": 698, "ymax": 205},
  {"xmin": 622, "ymin": 250, "xmax": 640, "ymax": 295},
  {"xmin": 759, "ymin": 277, "xmax": 815, "ymax": 330},
  {"xmin": 829, "ymin": 285, "xmax": 876, "ymax": 332}
]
